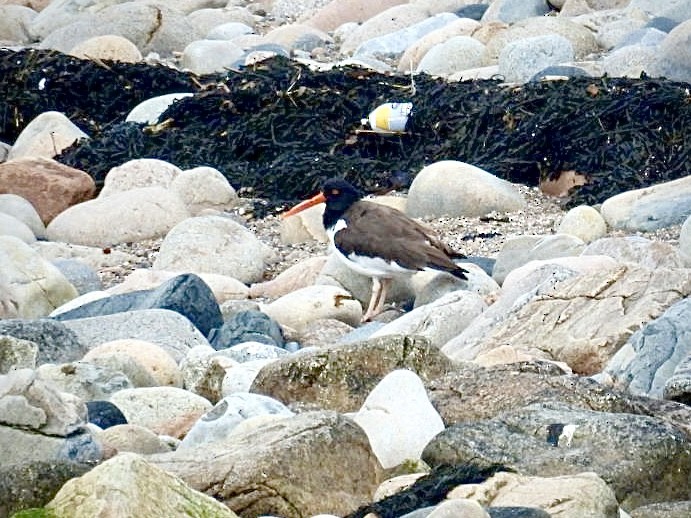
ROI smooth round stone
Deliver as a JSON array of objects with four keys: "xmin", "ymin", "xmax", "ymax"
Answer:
[
  {"xmin": 46, "ymin": 186, "xmax": 190, "ymax": 247},
  {"xmin": 109, "ymin": 387, "xmax": 212, "ymax": 431},
  {"xmin": 69, "ymin": 34, "xmax": 143, "ymax": 63},
  {"xmin": 153, "ymin": 215, "xmax": 277, "ymax": 285},
  {"xmin": 0, "ymin": 212, "xmax": 36, "ymax": 243},
  {"xmin": 0, "ymin": 193, "xmax": 46, "ymax": 239},
  {"xmin": 209, "ymin": 310, "xmax": 285, "ymax": 350},
  {"xmin": 416, "ymin": 35, "xmax": 487, "ymax": 77},
  {"xmin": 8, "ymin": 111, "xmax": 89, "ymax": 160},
  {"xmin": 406, "ymin": 160, "xmax": 525, "ymax": 218},
  {"xmin": 83, "ymin": 339, "xmax": 182, "ymax": 388},
  {"xmin": 171, "ymin": 166, "xmax": 238, "ymax": 215},
  {"xmin": 51, "ymin": 258, "xmax": 103, "ymax": 295},
  {"xmin": 96, "ymin": 423, "xmax": 172, "ymax": 454},
  {"xmin": 656, "ymin": 18, "xmax": 691, "ymax": 83},
  {"xmin": 180, "ymin": 39, "xmax": 245, "ymax": 75},
  {"xmin": 206, "ymin": 22, "xmax": 255, "ymax": 40},
  {"xmin": 100, "ymin": 158, "xmax": 182, "ymax": 197},
  {"xmin": 499, "ymin": 34, "xmax": 575, "ymax": 83},
  {"xmin": 261, "ymin": 285, "xmax": 363, "ymax": 332},
  {"xmin": 178, "ymin": 392, "xmax": 294, "ymax": 449},
  {"xmin": 557, "ymin": 205, "xmax": 608, "ymax": 243},
  {"xmin": 680, "ymin": 215, "xmax": 691, "ymax": 266},
  {"xmin": 125, "ymin": 93, "xmax": 194, "ymax": 125}
]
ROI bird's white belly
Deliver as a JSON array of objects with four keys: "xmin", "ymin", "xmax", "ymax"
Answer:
[{"xmin": 327, "ymin": 219, "xmax": 412, "ymax": 278}]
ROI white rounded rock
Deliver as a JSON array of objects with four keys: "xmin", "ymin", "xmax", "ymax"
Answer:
[
  {"xmin": 498, "ymin": 34, "xmax": 574, "ymax": 83},
  {"xmin": 46, "ymin": 186, "xmax": 190, "ymax": 247},
  {"xmin": 261, "ymin": 285, "xmax": 363, "ymax": 332},
  {"xmin": 557, "ymin": 205, "xmax": 607, "ymax": 243},
  {"xmin": 8, "ymin": 111, "xmax": 89, "ymax": 160},
  {"xmin": 178, "ymin": 392, "xmax": 294, "ymax": 449},
  {"xmin": 171, "ymin": 166, "xmax": 238, "ymax": 215},
  {"xmin": 406, "ymin": 160, "xmax": 525, "ymax": 218},
  {"xmin": 109, "ymin": 387, "xmax": 212, "ymax": 431},
  {"xmin": 0, "ymin": 193, "xmax": 46, "ymax": 239},
  {"xmin": 154, "ymin": 215, "xmax": 278, "ymax": 284},
  {"xmin": 99, "ymin": 158, "xmax": 183, "ymax": 197},
  {"xmin": 69, "ymin": 34, "xmax": 142, "ymax": 63},
  {"xmin": 181, "ymin": 39, "xmax": 245, "ymax": 75},
  {"xmin": 352, "ymin": 369, "xmax": 445, "ymax": 469},
  {"xmin": 680, "ymin": 215, "xmax": 691, "ymax": 267},
  {"xmin": 84, "ymin": 338, "xmax": 183, "ymax": 388},
  {"xmin": 416, "ymin": 36, "xmax": 487, "ymax": 78},
  {"xmin": 125, "ymin": 93, "xmax": 194, "ymax": 125},
  {"xmin": 0, "ymin": 235, "xmax": 78, "ymax": 318},
  {"xmin": 0, "ymin": 212, "xmax": 36, "ymax": 243},
  {"xmin": 493, "ymin": 234, "xmax": 587, "ymax": 284}
]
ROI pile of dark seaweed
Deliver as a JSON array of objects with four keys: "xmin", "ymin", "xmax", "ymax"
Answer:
[{"xmin": 1, "ymin": 48, "xmax": 689, "ymax": 216}]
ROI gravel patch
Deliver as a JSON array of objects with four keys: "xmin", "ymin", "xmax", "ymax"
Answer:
[{"xmin": 99, "ymin": 186, "xmax": 681, "ymax": 291}]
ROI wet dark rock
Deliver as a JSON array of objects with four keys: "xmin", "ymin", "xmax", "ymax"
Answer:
[
  {"xmin": 52, "ymin": 273, "xmax": 222, "ymax": 337},
  {"xmin": 209, "ymin": 309, "xmax": 285, "ymax": 350}
]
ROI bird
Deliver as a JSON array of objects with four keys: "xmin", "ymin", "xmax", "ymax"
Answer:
[{"xmin": 282, "ymin": 178, "xmax": 468, "ymax": 321}]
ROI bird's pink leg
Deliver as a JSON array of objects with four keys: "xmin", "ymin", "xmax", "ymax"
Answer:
[{"xmin": 362, "ymin": 277, "xmax": 391, "ymax": 322}]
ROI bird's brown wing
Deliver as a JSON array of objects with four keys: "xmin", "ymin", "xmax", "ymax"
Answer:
[{"xmin": 335, "ymin": 201, "xmax": 468, "ymax": 278}]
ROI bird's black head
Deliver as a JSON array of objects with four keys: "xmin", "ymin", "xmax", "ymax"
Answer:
[{"xmin": 321, "ymin": 178, "xmax": 363, "ymax": 212}]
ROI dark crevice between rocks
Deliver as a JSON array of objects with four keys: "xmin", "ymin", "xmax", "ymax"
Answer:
[{"xmin": 344, "ymin": 462, "xmax": 511, "ymax": 518}]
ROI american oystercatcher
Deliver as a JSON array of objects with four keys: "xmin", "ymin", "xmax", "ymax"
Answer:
[{"xmin": 282, "ymin": 178, "xmax": 468, "ymax": 321}]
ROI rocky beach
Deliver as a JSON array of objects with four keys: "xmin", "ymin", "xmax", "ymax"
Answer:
[{"xmin": 1, "ymin": 0, "xmax": 691, "ymax": 517}]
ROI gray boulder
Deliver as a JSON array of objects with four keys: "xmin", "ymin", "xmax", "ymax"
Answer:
[
  {"xmin": 61, "ymin": 308, "xmax": 208, "ymax": 362},
  {"xmin": 664, "ymin": 353, "xmax": 691, "ymax": 404},
  {"xmin": 149, "ymin": 411, "xmax": 383, "ymax": 517},
  {"xmin": 0, "ymin": 318, "xmax": 87, "ymax": 365},
  {"xmin": 0, "ymin": 368, "xmax": 104, "ymax": 515},
  {"xmin": 37, "ymin": 361, "xmax": 133, "ymax": 401},
  {"xmin": 481, "ymin": 0, "xmax": 552, "ymax": 24},
  {"xmin": 44, "ymin": 452, "xmax": 237, "ymax": 517},
  {"xmin": 603, "ymin": 295, "xmax": 691, "ymax": 399},
  {"xmin": 251, "ymin": 335, "xmax": 455, "ymax": 413},
  {"xmin": 428, "ymin": 361, "xmax": 691, "ymax": 437},
  {"xmin": 354, "ymin": 12, "xmax": 459, "ymax": 59},
  {"xmin": 0, "ymin": 335, "xmax": 37, "ymax": 373},
  {"xmin": 681, "ymin": 215, "xmax": 691, "ymax": 266},
  {"xmin": 179, "ymin": 392, "xmax": 294, "ymax": 449},
  {"xmin": 492, "ymin": 234, "xmax": 586, "ymax": 284},
  {"xmin": 600, "ymin": 175, "xmax": 691, "ymax": 231},
  {"xmin": 630, "ymin": 0, "xmax": 691, "ymax": 24},
  {"xmin": 445, "ymin": 265, "xmax": 691, "ymax": 375},
  {"xmin": 499, "ymin": 34, "xmax": 575, "ymax": 83},
  {"xmin": 656, "ymin": 18, "xmax": 691, "ymax": 82},
  {"xmin": 51, "ymin": 258, "xmax": 103, "ymax": 295},
  {"xmin": 53, "ymin": 273, "xmax": 222, "ymax": 338},
  {"xmin": 423, "ymin": 401, "xmax": 691, "ymax": 510},
  {"xmin": 582, "ymin": 236, "xmax": 686, "ymax": 269}
]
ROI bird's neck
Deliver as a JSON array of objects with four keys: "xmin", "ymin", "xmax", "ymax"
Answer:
[{"xmin": 323, "ymin": 207, "xmax": 346, "ymax": 231}]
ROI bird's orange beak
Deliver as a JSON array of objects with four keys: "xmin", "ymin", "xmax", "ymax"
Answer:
[{"xmin": 281, "ymin": 192, "xmax": 327, "ymax": 218}]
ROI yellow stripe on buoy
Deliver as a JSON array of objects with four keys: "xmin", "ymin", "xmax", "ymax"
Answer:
[
  {"xmin": 374, "ymin": 104, "xmax": 393, "ymax": 131},
  {"xmin": 367, "ymin": 102, "xmax": 413, "ymax": 134}
]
